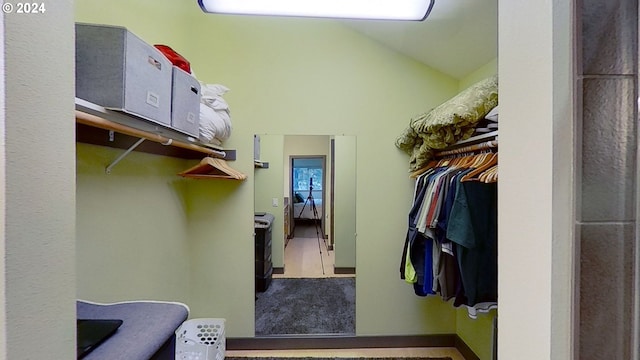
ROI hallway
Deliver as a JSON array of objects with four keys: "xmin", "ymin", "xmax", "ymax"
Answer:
[{"xmin": 276, "ymin": 222, "xmax": 352, "ymax": 279}]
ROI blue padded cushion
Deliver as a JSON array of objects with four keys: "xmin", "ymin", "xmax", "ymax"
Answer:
[{"xmin": 77, "ymin": 300, "xmax": 189, "ymax": 360}]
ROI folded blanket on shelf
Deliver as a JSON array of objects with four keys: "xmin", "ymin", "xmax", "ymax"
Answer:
[
  {"xmin": 396, "ymin": 75, "xmax": 498, "ymax": 171},
  {"xmin": 199, "ymin": 83, "xmax": 232, "ymax": 145}
]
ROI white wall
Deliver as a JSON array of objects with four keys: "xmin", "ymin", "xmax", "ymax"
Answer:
[
  {"xmin": 498, "ymin": 1, "xmax": 574, "ymax": 359},
  {"xmin": 0, "ymin": 11, "xmax": 6, "ymax": 360},
  {"xmin": 2, "ymin": 1, "xmax": 77, "ymax": 359}
]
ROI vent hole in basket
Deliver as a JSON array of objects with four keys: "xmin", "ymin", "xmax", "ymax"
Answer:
[{"xmin": 178, "ymin": 319, "xmax": 225, "ymax": 358}]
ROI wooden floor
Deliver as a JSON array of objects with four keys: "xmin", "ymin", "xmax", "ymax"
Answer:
[
  {"xmin": 276, "ymin": 223, "xmax": 352, "ymax": 278},
  {"xmin": 247, "ymin": 223, "xmax": 466, "ymax": 360}
]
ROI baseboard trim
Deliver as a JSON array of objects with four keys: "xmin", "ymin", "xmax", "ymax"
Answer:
[
  {"xmin": 227, "ymin": 334, "xmax": 454, "ymax": 350},
  {"xmin": 454, "ymin": 335, "xmax": 480, "ymax": 360},
  {"xmin": 272, "ymin": 267, "xmax": 284, "ymax": 274},
  {"xmin": 333, "ymin": 267, "xmax": 356, "ymax": 275},
  {"xmin": 227, "ymin": 334, "xmax": 478, "ymax": 359}
]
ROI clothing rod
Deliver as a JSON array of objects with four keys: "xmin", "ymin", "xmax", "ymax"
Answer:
[{"xmin": 435, "ymin": 140, "xmax": 498, "ymax": 157}]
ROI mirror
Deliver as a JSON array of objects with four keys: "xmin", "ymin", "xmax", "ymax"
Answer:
[{"xmin": 254, "ymin": 134, "xmax": 356, "ymax": 336}]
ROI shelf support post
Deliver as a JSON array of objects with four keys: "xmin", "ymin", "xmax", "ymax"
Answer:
[{"xmin": 105, "ymin": 137, "xmax": 146, "ymax": 174}]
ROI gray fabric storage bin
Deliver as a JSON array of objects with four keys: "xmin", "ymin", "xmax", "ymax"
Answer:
[
  {"xmin": 171, "ymin": 66, "xmax": 200, "ymax": 137},
  {"xmin": 75, "ymin": 23, "xmax": 172, "ymax": 126}
]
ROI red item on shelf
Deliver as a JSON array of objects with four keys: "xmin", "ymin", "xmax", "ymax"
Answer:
[{"xmin": 154, "ymin": 44, "xmax": 191, "ymax": 74}]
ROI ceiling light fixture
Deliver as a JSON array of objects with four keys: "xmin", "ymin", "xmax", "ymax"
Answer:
[{"xmin": 198, "ymin": 0, "xmax": 435, "ymax": 21}]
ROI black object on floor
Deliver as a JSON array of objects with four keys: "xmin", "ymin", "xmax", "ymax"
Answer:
[
  {"xmin": 255, "ymin": 278, "xmax": 355, "ymax": 335},
  {"xmin": 76, "ymin": 319, "xmax": 123, "ymax": 359}
]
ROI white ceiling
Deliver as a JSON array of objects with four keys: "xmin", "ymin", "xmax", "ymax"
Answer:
[{"xmin": 342, "ymin": 0, "xmax": 498, "ymax": 79}]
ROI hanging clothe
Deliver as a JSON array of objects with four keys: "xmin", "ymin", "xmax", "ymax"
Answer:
[{"xmin": 400, "ymin": 149, "xmax": 498, "ymax": 317}]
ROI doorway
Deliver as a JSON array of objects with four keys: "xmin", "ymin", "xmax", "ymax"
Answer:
[
  {"xmin": 254, "ymin": 134, "xmax": 357, "ymax": 336},
  {"xmin": 288, "ymin": 156, "xmax": 328, "ymax": 275}
]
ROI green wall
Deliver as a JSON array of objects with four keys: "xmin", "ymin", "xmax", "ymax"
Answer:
[
  {"xmin": 333, "ymin": 136, "xmax": 357, "ymax": 269},
  {"xmin": 76, "ymin": 144, "xmax": 192, "ymax": 303},
  {"xmin": 254, "ymin": 135, "xmax": 286, "ymax": 268},
  {"xmin": 75, "ymin": 0, "xmax": 494, "ymax": 349},
  {"xmin": 457, "ymin": 309, "xmax": 497, "ymax": 360},
  {"xmin": 459, "ymin": 58, "xmax": 498, "ymax": 92}
]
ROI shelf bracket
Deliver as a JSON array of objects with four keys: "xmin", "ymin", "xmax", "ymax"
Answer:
[{"xmin": 105, "ymin": 137, "xmax": 146, "ymax": 174}]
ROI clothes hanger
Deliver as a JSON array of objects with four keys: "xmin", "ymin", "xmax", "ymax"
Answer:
[
  {"xmin": 178, "ymin": 156, "xmax": 247, "ymax": 180},
  {"xmin": 478, "ymin": 164, "xmax": 495, "ymax": 183},
  {"xmin": 464, "ymin": 152, "xmax": 486, "ymax": 169},
  {"xmin": 478, "ymin": 166, "xmax": 491, "ymax": 182},
  {"xmin": 451, "ymin": 152, "xmax": 476, "ymax": 169},
  {"xmin": 410, "ymin": 157, "xmax": 442, "ymax": 178},
  {"xmin": 460, "ymin": 151, "xmax": 498, "ymax": 182},
  {"xmin": 484, "ymin": 165, "xmax": 498, "ymax": 183},
  {"xmin": 457, "ymin": 151, "xmax": 485, "ymax": 170}
]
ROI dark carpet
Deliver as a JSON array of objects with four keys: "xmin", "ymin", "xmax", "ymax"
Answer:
[
  {"xmin": 226, "ymin": 357, "xmax": 452, "ymax": 360},
  {"xmin": 255, "ymin": 278, "xmax": 355, "ymax": 335}
]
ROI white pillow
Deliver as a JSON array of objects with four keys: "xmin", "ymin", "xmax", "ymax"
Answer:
[{"xmin": 198, "ymin": 83, "xmax": 232, "ymax": 144}]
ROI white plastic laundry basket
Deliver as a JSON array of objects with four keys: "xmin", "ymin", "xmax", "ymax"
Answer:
[{"xmin": 175, "ymin": 318, "xmax": 226, "ymax": 360}]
